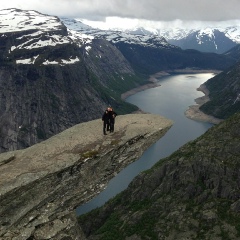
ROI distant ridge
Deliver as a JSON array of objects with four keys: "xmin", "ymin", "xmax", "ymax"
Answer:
[{"xmin": 62, "ymin": 17, "xmax": 240, "ymax": 54}]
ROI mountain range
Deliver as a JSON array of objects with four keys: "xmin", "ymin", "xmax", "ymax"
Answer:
[
  {"xmin": 158, "ymin": 26, "xmax": 240, "ymax": 54},
  {"xmin": 62, "ymin": 17, "xmax": 238, "ymax": 75},
  {"xmin": 167, "ymin": 29, "xmax": 237, "ymax": 54},
  {"xmin": 0, "ymin": 8, "xmax": 238, "ymax": 152},
  {"xmin": 0, "ymin": 7, "xmax": 240, "ymax": 240},
  {"xmin": 62, "ymin": 17, "xmax": 240, "ymax": 54}
]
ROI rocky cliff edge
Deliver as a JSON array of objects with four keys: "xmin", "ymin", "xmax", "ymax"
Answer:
[{"xmin": 0, "ymin": 113, "xmax": 173, "ymax": 240}]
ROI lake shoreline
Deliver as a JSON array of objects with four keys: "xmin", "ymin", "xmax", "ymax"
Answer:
[
  {"xmin": 184, "ymin": 84, "xmax": 223, "ymax": 124},
  {"xmin": 122, "ymin": 69, "xmax": 223, "ymax": 124},
  {"xmin": 121, "ymin": 71, "xmax": 175, "ymax": 100},
  {"xmin": 77, "ymin": 71, "xmax": 216, "ymax": 216}
]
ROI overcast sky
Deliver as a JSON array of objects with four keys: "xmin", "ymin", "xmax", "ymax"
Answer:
[{"xmin": 1, "ymin": 0, "xmax": 240, "ymax": 29}]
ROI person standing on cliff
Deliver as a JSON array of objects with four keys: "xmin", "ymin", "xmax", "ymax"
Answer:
[
  {"xmin": 102, "ymin": 109, "xmax": 109, "ymax": 135},
  {"xmin": 108, "ymin": 107, "xmax": 117, "ymax": 133}
]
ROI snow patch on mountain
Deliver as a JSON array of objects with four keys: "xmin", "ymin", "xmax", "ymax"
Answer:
[
  {"xmin": 157, "ymin": 28, "xmax": 195, "ymax": 41},
  {"xmin": 221, "ymin": 26, "xmax": 240, "ymax": 43},
  {"xmin": 198, "ymin": 28, "xmax": 215, "ymax": 39},
  {"xmin": 160, "ymin": 26, "xmax": 240, "ymax": 44},
  {"xmin": 61, "ymin": 17, "xmax": 178, "ymax": 50},
  {"xmin": 0, "ymin": 8, "xmax": 96, "ymax": 65},
  {"xmin": 196, "ymin": 28, "xmax": 216, "ymax": 46},
  {"xmin": 42, "ymin": 56, "xmax": 81, "ymax": 66},
  {"xmin": 67, "ymin": 29, "xmax": 94, "ymax": 47},
  {"xmin": 63, "ymin": 17, "xmax": 240, "ymax": 46},
  {"xmin": 0, "ymin": 8, "xmax": 63, "ymax": 33}
]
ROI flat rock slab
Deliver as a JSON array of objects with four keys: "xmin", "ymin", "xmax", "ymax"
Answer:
[{"xmin": 0, "ymin": 113, "xmax": 173, "ymax": 196}]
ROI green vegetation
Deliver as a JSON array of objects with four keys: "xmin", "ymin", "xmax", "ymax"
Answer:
[
  {"xmin": 115, "ymin": 42, "xmax": 236, "ymax": 76},
  {"xmin": 88, "ymin": 70, "xmax": 142, "ymax": 114},
  {"xmin": 95, "ymin": 212, "xmax": 125, "ymax": 239},
  {"xmin": 200, "ymin": 64, "xmax": 240, "ymax": 119},
  {"xmin": 81, "ymin": 150, "xmax": 99, "ymax": 159}
]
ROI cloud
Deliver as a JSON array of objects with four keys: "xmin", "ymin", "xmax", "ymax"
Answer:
[{"xmin": 1, "ymin": 0, "xmax": 240, "ymax": 22}]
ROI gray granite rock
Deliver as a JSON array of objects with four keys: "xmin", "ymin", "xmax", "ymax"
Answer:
[{"xmin": 0, "ymin": 113, "xmax": 173, "ymax": 239}]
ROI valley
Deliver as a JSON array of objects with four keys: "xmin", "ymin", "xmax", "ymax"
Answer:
[{"xmin": 0, "ymin": 7, "xmax": 239, "ymax": 240}]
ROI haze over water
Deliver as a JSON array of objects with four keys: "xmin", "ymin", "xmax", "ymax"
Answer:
[{"xmin": 76, "ymin": 73, "xmax": 214, "ymax": 215}]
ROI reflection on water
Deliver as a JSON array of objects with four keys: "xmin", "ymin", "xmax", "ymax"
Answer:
[{"xmin": 76, "ymin": 73, "xmax": 214, "ymax": 215}]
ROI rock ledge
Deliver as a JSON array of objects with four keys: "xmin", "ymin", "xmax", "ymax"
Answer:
[{"xmin": 0, "ymin": 113, "xmax": 172, "ymax": 240}]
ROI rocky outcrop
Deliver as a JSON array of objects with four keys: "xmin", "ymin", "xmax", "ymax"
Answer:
[
  {"xmin": 0, "ymin": 113, "xmax": 173, "ymax": 239},
  {"xmin": 79, "ymin": 112, "xmax": 240, "ymax": 240}
]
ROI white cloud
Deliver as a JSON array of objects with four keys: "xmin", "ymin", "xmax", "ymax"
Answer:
[
  {"xmin": 1, "ymin": 0, "xmax": 240, "ymax": 22},
  {"xmin": 80, "ymin": 17, "xmax": 240, "ymax": 32},
  {"xmin": 81, "ymin": 17, "xmax": 140, "ymax": 30}
]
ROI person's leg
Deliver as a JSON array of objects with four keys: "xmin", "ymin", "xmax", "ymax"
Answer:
[
  {"xmin": 110, "ymin": 121, "xmax": 114, "ymax": 132},
  {"xmin": 103, "ymin": 122, "xmax": 107, "ymax": 135}
]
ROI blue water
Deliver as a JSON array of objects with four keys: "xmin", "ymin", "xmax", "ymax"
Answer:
[{"xmin": 76, "ymin": 73, "xmax": 214, "ymax": 215}]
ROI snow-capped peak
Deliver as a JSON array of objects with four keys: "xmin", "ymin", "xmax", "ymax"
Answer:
[
  {"xmin": 0, "ymin": 8, "xmax": 63, "ymax": 33},
  {"xmin": 198, "ymin": 28, "xmax": 215, "ymax": 39},
  {"xmin": 0, "ymin": 8, "xmax": 95, "ymax": 66},
  {"xmin": 61, "ymin": 17, "xmax": 177, "ymax": 50}
]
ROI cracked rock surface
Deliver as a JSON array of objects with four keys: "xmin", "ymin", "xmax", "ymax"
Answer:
[{"xmin": 0, "ymin": 113, "xmax": 173, "ymax": 240}]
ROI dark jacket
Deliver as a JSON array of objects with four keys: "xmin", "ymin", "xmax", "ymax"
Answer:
[
  {"xmin": 102, "ymin": 110, "xmax": 109, "ymax": 123},
  {"xmin": 109, "ymin": 110, "xmax": 117, "ymax": 123}
]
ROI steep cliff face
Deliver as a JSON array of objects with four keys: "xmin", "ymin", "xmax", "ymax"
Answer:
[
  {"xmin": 0, "ymin": 113, "xmax": 173, "ymax": 240},
  {"xmin": 0, "ymin": 9, "xmax": 139, "ymax": 153},
  {"xmin": 0, "ymin": 63, "xmax": 105, "ymax": 152},
  {"xmin": 115, "ymin": 42, "xmax": 237, "ymax": 75},
  {"xmin": 200, "ymin": 61, "xmax": 240, "ymax": 119},
  {"xmin": 79, "ymin": 112, "xmax": 240, "ymax": 240}
]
